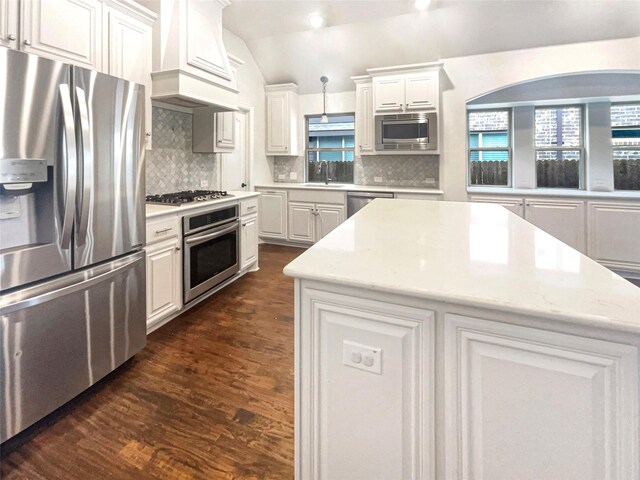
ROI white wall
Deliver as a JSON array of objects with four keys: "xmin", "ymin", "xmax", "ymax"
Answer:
[
  {"xmin": 440, "ymin": 36, "xmax": 640, "ymax": 201},
  {"xmin": 222, "ymin": 28, "xmax": 272, "ymax": 188}
]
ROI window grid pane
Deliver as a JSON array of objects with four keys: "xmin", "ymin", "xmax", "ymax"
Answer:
[
  {"xmin": 468, "ymin": 110, "xmax": 511, "ymax": 186},
  {"xmin": 306, "ymin": 114, "xmax": 355, "ymax": 183},
  {"xmin": 611, "ymin": 104, "xmax": 640, "ymax": 191},
  {"xmin": 534, "ymin": 106, "xmax": 582, "ymax": 148},
  {"xmin": 535, "ymin": 150, "xmax": 581, "ymax": 189}
]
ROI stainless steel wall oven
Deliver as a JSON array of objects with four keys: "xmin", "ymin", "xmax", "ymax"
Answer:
[{"xmin": 183, "ymin": 204, "xmax": 239, "ymax": 304}]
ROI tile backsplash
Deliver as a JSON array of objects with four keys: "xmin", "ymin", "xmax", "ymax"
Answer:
[
  {"xmin": 146, "ymin": 107, "xmax": 218, "ymax": 194},
  {"xmin": 273, "ymin": 154, "xmax": 439, "ymax": 187}
]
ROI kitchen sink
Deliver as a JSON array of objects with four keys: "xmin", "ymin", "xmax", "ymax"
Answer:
[{"xmin": 302, "ymin": 183, "xmax": 347, "ymax": 188}]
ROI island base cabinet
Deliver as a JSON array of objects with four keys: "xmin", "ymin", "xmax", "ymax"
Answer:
[
  {"xmin": 444, "ymin": 313, "xmax": 639, "ymax": 480},
  {"xmin": 297, "ymin": 286, "xmax": 435, "ymax": 480}
]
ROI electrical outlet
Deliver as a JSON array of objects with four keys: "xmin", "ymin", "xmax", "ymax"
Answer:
[
  {"xmin": 200, "ymin": 179, "xmax": 209, "ymax": 188},
  {"xmin": 278, "ymin": 174, "xmax": 286, "ymax": 180},
  {"xmin": 374, "ymin": 176, "xmax": 383, "ymax": 183},
  {"xmin": 343, "ymin": 341, "xmax": 382, "ymax": 375},
  {"xmin": 290, "ymin": 172, "xmax": 298, "ymax": 180},
  {"xmin": 425, "ymin": 177, "xmax": 436, "ymax": 185}
]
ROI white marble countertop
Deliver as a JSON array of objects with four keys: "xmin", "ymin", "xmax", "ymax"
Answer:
[
  {"xmin": 256, "ymin": 183, "xmax": 444, "ymax": 195},
  {"xmin": 467, "ymin": 186, "xmax": 640, "ymax": 200},
  {"xmin": 283, "ymin": 199, "xmax": 640, "ymax": 333},
  {"xmin": 146, "ymin": 191, "xmax": 259, "ymax": 219}
]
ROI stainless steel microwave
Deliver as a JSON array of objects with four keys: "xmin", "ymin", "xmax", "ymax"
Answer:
[{"xmin": 375, "ymin": 112, "xmax": 437, "ymax": 151}]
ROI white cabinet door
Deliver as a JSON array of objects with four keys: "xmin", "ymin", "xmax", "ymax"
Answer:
[
  {"xmin": 524, "ymin": 198, "xmax": 586, "ymax": 253},
  {"xmin": 588, "ymin": 201, "xmax": 640, "ymax": 271},
  {"xmin": 146, "ymin": 238, "xmax": 181, "ymax": 328},
  {"xmin": 405, "ymin": 73, "xmax": 437, "ymax": 111},
  {"xmin": 266, "ymin": 92, "xmax": 289, "ymax": 154},
  {"xmin": 258, "ymin": 190, "xmax": 287, "ymax": 239},
  {"xmin": 22, "ymin": 0, "xmax": 102, "ymax": 69},
  {"xmin": 316, "ymin": 204, "xmax": 345, "ymax": 240},
  {"xmin": 288, "ymin": 202, "xmax": 315, "ymax": 244},
  {"xmin": 105, "ymin": 6, "xmax": 152, "ymax": 146},
  {"xmin": 298, "ymin": 288, "xmax": 435, "ymax": 480},
  {"xmin": 185, "ymin": 0, "xmax": 231, "ymax": 80},
  {"xmin": 355, "ymin": 82, "xmax": 375, "ymax": 155},
  {"xmin": 373, "ymin": 77, "xmax": 404, "ymax": 112},
  {"xmin": 240, "ymin": 214, "xmax": 258, "ymax": 270},
  {"xmin": 0, "ymin": 0, "xmax": 18, "ymax": 49},
  {"xmin": 445, "ymin": 314, "xmax": 638, "ymax": 480},
  {"xmin": 215, "ymin": 111, "xmax": 236, "ymax": 152},
  {"xmin": 468, "ymin": 195, "xmax": 524, "ymax": 217}
]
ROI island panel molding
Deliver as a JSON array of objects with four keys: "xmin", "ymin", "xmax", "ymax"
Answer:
[
  {"xmin": 298, "ymin": 287, "xmax": 435, "ymax": 480},
  {"xmin": 444, "ymin": 313, "xmax": 639, "ymax": 480}
]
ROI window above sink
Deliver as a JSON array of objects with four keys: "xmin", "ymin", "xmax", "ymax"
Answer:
[{"xmin": 306, "ymin": 113, "xmax": 355, "ymax": 184}]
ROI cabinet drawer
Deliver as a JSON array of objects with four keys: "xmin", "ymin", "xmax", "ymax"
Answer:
[
  {"xmin": 240, "ymin": 197, "xmax": 259, "ymax": 216},
  {"xmin": 146, "ymin": 217, "xmax": 180, "ymax": 244},
  {"xmin": 288, "ymin": 189, "xmax": 345, "ymax": 204}
]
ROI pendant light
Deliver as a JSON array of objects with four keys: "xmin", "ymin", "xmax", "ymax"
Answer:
[{"xmin": 320, "ymin": 76, "xmax": 329, "ymax": 124}]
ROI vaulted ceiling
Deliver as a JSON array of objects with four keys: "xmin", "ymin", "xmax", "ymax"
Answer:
[{"xmin": 223, "ymin": 0, "xmax": 640, "ymax": 93}]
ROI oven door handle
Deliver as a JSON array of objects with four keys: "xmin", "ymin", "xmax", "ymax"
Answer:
[{"xmin": 184, "ymin": 221, "xmax": 239, "ymax": 246}]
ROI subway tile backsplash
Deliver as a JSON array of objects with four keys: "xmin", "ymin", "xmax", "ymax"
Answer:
[
  {"xmin": 273, "ymin": 154, "xmax": 439, "ymax": 187},
  {"xmin": 146, "ymin": 107, "xmax": 218, "ymax": 194}
]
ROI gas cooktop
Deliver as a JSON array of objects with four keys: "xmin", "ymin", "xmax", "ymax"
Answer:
[{"xmin": 146, "ymin": 190, "xmax": 233, "ymax": 205}]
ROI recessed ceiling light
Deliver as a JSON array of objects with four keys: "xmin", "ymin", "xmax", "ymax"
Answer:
[
  {"xmin": 308, "ymin": 13, "xmax": 325, "ymax": 29},
  {"xmin": 414, "ymin": 0, "xmax": 430, "ymax": 10}
]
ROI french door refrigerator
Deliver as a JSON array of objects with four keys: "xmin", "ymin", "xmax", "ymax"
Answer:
[{"xmin": 0, "ymin": 48, "xmax": 146, "ymax": 442}]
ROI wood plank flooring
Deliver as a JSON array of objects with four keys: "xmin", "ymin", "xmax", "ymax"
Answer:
[{"xmin": 1, "ymin": 244, "xmax": 304, "ymax": 480}]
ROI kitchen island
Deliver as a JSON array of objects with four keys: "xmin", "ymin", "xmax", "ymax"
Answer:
[{"xmin": 284, "ymin": 199, "xmax": 640, "ymax": 480}]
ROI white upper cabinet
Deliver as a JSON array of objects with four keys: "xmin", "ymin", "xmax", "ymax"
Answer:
[
  {"xmin": 354, "ymin": 78, "xmax": 375, "ymax": 155},
  {"xmin": 265, "ymin": 84, "xmax": 299, "ymax": 156},
  {"xmin": 21, "ymin": 0, "xmax": 103, "ymax": 69},
  {"xmin": 215, "ymin": 111, "xmax": 236, "ymax": 152},
  {"xmin": 103, "ymin": 2, "xmax": 154, "ymax": 146},
  {"xmin": 185, "ymin": 0, "xmax": 231, "ymax": 81},
  {"xmin": 0, "ymin": 0, "xmax": 19, "ymax": 49},
  {"xmin": 371, "ymin": 66, "xmax": 440, "ymax": 114}
]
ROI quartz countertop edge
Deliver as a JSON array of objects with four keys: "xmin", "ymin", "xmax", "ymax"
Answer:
[
  {"xmin": 467, "ymin": 186, "xmax": 640, "ymax": 200},
  {"xmin": 256, "ymin": 183, "xmax": 444, "ymax": 195},
  {"xmin": 283, "ymin": 199, "xmax": 640, "ymax": 335},
  {"xmin": 146, "ymin": 191, "xmax": 260, "ymax": 219}
]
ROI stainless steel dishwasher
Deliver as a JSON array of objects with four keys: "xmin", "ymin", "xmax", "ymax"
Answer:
[{"xmin": 347, "ymin": 191, "xmax": 395, "ymax": 217}]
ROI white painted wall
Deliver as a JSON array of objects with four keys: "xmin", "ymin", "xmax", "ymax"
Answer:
[
  {"xmin": 440, "ymin": 36, "xmax": 640, "ymax": 201},
  {"xmin": 222, "ymin": 28, "xmax": 272, "ymax": 187}
]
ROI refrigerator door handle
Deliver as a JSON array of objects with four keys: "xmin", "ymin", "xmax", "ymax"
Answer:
[
  {"xmin": 59, "ymin": 84, "xmax": 77, "ymax": 249},
  {"xmin": 75, "ymin": 87, "xmax": 93, "ymax": 246},
  {"xmin": 0, "ymin": 252, "xmax": 143, "ymax": 315}
]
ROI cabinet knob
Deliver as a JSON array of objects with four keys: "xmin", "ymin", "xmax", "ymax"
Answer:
[
  {"xmin": 175, "ymin": 246, "xmax": 181, "ymax": 251},
  {"xmin": 24, "ymin": 39, "xmax": 31, "ymax": 46},
  {"xmin": 145, "ymin": 132, "xmax": 151, "ymax": 137},
  {"xmin": 7, "ymin": 34, "xmax": 16, "ymax": 41}
]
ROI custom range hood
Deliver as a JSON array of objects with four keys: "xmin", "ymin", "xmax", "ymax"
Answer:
[{"xmin": 146, "ymin": 0, "xmax": 239, "ymax": 111}]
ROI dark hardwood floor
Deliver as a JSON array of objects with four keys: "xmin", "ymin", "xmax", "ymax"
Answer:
[{"xmin": 1, "ymin": 244, "xmax": 304, "ymax": 480}]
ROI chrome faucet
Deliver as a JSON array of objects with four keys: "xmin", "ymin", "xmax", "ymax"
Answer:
[{"xmin": 320, "ymin": 160, "xmax": 331, "ymax": 185}]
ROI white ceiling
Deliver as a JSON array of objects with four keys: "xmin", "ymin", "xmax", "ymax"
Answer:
[{"xmin": 223, "ymin": 0, "xmax": 640, "ymax": 93}]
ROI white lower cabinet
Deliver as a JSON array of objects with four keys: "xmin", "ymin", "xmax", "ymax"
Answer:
[
  {"xmin": 240, "ymin": 213, "xmax": 258, "ymax": 271},
  {"xmin": 444, "ymin": 313, "xmax": 639, "ymax": 480},
  {"xmin": 588, "ymin": 201, "xmax": 640, "ymax": 275},
  {"xmin": 288, "ymin": 202, "xmax": 345, "ymax": 244},
  {"xmin": 524, "ymin": 198, "xmax": 586, "ymax": 253},
  {"xmin": 298, "ymin": 287, "xmax": 435, "ymax": 480},
  {"xmin": 469, "ymin": 195, "xmax": 525, "ymax": 217},
  {"xmin": 257, "ymin": 189, "xmax": 287, "ymax": 240},
  {"xmin": 146, "ymin": 236, "xmax": 181, "ymax": 329}
]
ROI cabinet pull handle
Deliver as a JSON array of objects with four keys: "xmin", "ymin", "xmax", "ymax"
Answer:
[
  {"xmin": 24, "ymin": 39, "xmax": 31, "ymax": 46},
  {"xmin": 8, "ymin": 34, "xmax": 16, "ymax": 41},
  {"xmin": 247, "ymin": 205, "xmax": 256, "ymax": 210},
  {"xmin": 155, "ymin": 227, "xmax": 172, "ymax": 234}
]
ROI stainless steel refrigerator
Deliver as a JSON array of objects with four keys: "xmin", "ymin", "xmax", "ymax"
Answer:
[{"xmin": 0, "ymin": 48, "xmax": 146, "ymax": 442}]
